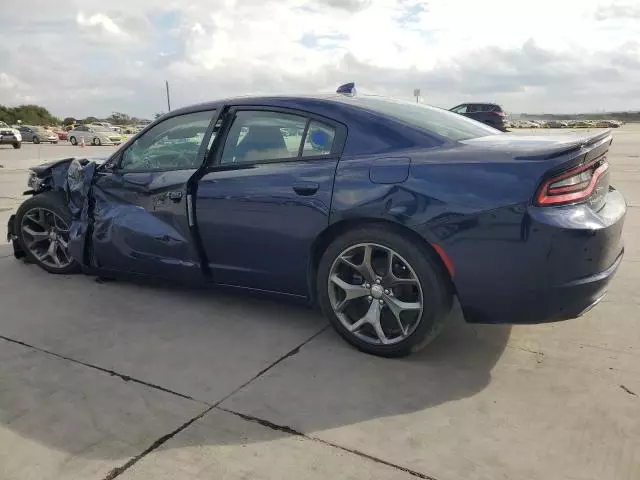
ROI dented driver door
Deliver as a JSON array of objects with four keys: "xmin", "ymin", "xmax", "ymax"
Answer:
[{"xmin": 89, "ymin": 109, "xmax": 219, "ymax": 282}]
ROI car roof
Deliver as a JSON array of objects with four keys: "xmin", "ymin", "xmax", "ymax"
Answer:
[{"xmin": 166, "ymin": 93, "xmax": 353, "ymax": 114}]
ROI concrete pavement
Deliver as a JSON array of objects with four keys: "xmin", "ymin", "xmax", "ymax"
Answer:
[{"xmin": 0, "ymin": 129, "xmax": 639, "ymax": 479}]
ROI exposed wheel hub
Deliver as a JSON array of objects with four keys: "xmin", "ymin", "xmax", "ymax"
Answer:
[{"xmin": 370, "ymin": 284, "xmax": 384, "ymax": 299}]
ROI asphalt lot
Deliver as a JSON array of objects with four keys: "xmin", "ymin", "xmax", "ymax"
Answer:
[{"xmin": 0, "ymin": 129, "xmax": 639, "ymax": 480}]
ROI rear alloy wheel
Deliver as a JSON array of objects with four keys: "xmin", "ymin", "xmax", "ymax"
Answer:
[
  {"xmin": 70, "ymin": 136, "xmax": 77, "ymax": 146},
  {"xmin": 15, "ymin": 192, "xmax": 80, "ymax": 274},
  {"xmin": 33, "ymin": 136, "xmax": 40, "ymax": 144},
  {"xmin": 93, "ymin": 137, "xmax": 101, "ymax": 146},
  {"xmin": 13, "ymin": 142, "xmax": 21, "ymax": 149},
  {"xmin": 318, "ymin": 227, "xmax": 453, "ymax": 357}
]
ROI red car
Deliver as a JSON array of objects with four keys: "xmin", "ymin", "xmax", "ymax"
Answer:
[{"xmin": 56, "ymin": 129, "xmax": 68, "ymax": 141}]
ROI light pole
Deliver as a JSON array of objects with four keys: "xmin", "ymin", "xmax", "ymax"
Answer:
[
  {"xmin": 413, "ymin": 88, "xmax": 420, "ymax": 103},
  {"xmin": 166, "ymin": 80, "xmax": 171, "ymax": 112}
]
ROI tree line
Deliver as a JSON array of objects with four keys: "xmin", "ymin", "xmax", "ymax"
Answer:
[
  {"xmin": 0, "ymin": 104, "xmax": 156, "ymax": 126},
  {"xmin": 0, "ymin": 104, "xmax": 61, "ymax": 126}
]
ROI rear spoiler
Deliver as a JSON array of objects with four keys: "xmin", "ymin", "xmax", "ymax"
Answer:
[{"xmin": 515, "ymin": 130, "xmax": 613, "ymax": 161}]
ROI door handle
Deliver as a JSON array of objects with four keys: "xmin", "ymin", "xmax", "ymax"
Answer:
[
  {"xmin": 292, "ymin": 182, "xmax": 319, "ymax": 196},
  {"xmin": 168, "ymin": 191, "xmax": 183, "ymax": 202}
]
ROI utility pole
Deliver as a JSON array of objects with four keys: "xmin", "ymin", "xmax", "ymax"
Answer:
[
  {"xmin": 165, "ymin": 80, "xmax": 171, "ymax": 112},
  {"xmin": 413, "ymin": 88, "xmax": 420, "ymax": 103}
]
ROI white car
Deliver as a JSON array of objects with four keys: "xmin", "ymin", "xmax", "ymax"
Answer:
[
  {"xmin": 67, "ymin": 125, "xmax": 123, "ymax": 146},
  {"xmin": 0, "ymin": 121, "xmax": 22, "ymax": 148}
]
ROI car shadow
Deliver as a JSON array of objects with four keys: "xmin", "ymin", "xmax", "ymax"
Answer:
[{"xmin": 0, "ymin": 269, "xmax": 511, "ymax": 469}]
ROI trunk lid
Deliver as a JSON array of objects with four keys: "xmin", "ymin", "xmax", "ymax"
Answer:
[
  {"xmin": 461, "ymin": 130, "xmax": 612, "ymax": 161},
  {"xmin": 463, "ymin": 129, "xmax": 614, "ymax": 211}
]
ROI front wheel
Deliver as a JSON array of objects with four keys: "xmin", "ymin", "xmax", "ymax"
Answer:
[
  {"xmin": 14, "ymin": 192, "xmax": 80, "ymax": 274},
  {"xmin": 70, "ymin": 136, "xmax": 77, "ymax": 145},
  {"xmin": 317, "ymin": 226, "xmax": 453, "ymax": 357},
  {"xmin": 93, "ymin": 137, "xmax": 101, "ymax": 146},
  {"xmin": 13, "ymin": 142, "xmax": 21, "ymax": 149},
  {"xmin": 33, "ymin": 136, "xmax": 40, "ymax": 144}
]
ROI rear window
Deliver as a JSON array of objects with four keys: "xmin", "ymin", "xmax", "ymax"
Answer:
[{"xmin": 344, "ymin": 96, "xmax": 499, "ymax": 141}]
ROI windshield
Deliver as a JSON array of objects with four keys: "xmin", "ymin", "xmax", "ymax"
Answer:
[
  {"xmin": 341, "ymin": 96, "xmax": 499, "ymax": 142},
  {"xmin": 91, "ymin": 125, "xmax": 112, "ymax": 132},
  {"xmin": 0, "ymin": 121, "xmax": 9, "ymax": 128}
]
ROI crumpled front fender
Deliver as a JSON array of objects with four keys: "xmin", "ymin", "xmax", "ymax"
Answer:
[{"xmin": 66, "ymin": 158, "xmax": 98, "ymax": 267}]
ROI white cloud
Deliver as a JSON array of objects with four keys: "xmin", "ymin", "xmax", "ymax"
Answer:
[
  {"xmin": 76, "ymin": 12, "xmax": 124, "ymax": 36},
  {"xmin": 0, "ymin": 73, "xmax": 19, "ymax": 89},
  {"xmin": 0, "ymin": 0, "xmax": 638, "ymax": 117}
]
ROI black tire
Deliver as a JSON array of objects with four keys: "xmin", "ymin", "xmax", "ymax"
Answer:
[
  {"xmin": 70, "ymin": 136, "xmax": 77, "ymax": 146},
  {"xmin": 317, "ymin": 226, "xmax": 453, "ymax": 357},
  {"xmin": 53, "ymin": 141, "xmax": 58, "ymax": 144},
  {"xmin": 93, "ymin": 137, "xmax": 101, "ymax": 146},
  {"xmin": 33, "ymin": 136, "xmax": 40, "ymax": 144},
  {"xmin": 13, "ymin": 142, "xmax": 21, "ymax": 149},
  {"xmin": 14, "ymin": 192, "xmax": 81, "ymax": 275}
]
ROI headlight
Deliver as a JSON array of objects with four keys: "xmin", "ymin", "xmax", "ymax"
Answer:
[{"xmin": 27, "ymin": 171, "xmax": 47, "ymax": 191}]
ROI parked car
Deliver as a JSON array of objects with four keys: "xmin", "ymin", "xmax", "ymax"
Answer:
[
  {"xmin": 0, "ymin": 121, "xmax": 21, "ymax": 148},
  {"xmin": 449, "ymin": 102, "xmax": 508, "ymax": 131},
  {"xmin": 17, "ymin": 125, "xmax": 58, "ymax": 144},
  {"xmin": 55, "ymin": 129, "xmax": 69, "ymax": 141},
  {"xmin": 546, "ymin": 120, "xmax": 569, "ymax": 129},
  {"xmin": 67, "ymin": 125, "xmax": 123, "ymax": 146},
  {"xmin": 5, "ymin": 88, "xmax": 625, "ymax": 357},
  {"xmin": 513, "ymin": 120, "xmax": 540, "ymax": 128}
]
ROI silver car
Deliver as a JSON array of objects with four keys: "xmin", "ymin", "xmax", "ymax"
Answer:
[
  {"xmin": 17, "ymin": 125, "xmax": 58, "ymax": 144},
  {"xmin": 68, "ymin": 125, "xmax": 123, "ymax": 146}
]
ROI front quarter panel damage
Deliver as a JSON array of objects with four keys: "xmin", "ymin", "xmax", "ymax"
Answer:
[
  {"xmin": 66, "ymin": 159, "xmax": 98, "ymax": 267},
  {"xmin": 66, "ymin": 160, "xmax": 201, "ymax": 280}
]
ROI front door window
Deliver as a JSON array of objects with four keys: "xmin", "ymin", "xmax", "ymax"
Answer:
[{"xmin": 120, "ymin": 110, "xmax": 215, "ymax": 171}]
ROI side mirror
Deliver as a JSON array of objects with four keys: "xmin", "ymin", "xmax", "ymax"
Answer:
[{"xmin": 99, "ymin": 157, "xmax": 119, "ymax": 173}]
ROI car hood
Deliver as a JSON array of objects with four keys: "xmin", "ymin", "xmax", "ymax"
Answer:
[{"xmin": 30, "ymin": 156, "xmax": 107, "ymax": 176}]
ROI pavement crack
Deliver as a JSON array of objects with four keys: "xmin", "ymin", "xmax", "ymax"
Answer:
[
  {"xmin": 98, "ymin": 325, "xmax": 329, "ymax": 479},
  {"xmin": 101, "ymin": 404, "xmax": 215, "ymax": 480},
  {"xmin": 0, "ymin": 334, "xmax": 203, "ymax": 404},
  {"xmin": 214, "ymin": 324, "xmax": 330, "ymax": 406},
  {"xmin": 219, "ymin": 407, "xmax": 439, "ymax": 480},
  {"xmin": 620, "ymin": 385, "xmax": 637, "ymax": 397},
  {"xmin": 220, "ymin": 408, "xmax": 303, "ymax": 436}
]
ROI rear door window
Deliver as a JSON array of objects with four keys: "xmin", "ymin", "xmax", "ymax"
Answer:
[
  {"xmin": 302, "ymin": 121, "xmax": 336, "ymax": 157},
  {"xmin": 220, "ymin": 111, "xmax": 306, "ymax": 164}
]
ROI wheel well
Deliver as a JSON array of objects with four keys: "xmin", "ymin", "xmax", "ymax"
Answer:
[{"xmin": 307, "ymin": 218, "xmax": 456, "ymax": 304}]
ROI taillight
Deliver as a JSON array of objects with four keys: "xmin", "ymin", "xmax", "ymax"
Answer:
[
  {"xmin": 489, "ymin": 111, "xmax": 505, "ymax": 117},
  {"xmin": 535, "ymin": 157, "xmax": 609, "ymax": 206}
]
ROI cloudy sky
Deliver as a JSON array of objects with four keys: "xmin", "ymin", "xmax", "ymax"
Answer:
[{"xmin": 1, "ymin": 0, "xmax": 639, "ymax": 118}]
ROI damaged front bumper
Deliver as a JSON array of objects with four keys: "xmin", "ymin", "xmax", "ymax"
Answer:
[{"xmin": 6, "ymin": 214, "xmax": 25, "ymax": 259}]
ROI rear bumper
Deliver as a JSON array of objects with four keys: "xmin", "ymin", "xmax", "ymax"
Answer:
[
  {"xmin": 444, "ymin": 187, "xmax": 626, "ymax": 325},
  {"xmin": 463, "ymin": 250, "xmax": 623, "ymax": 324}
]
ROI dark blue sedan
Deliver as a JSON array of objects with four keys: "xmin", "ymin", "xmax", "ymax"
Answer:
[{"xmin": 7, "ymin": 88, "xmax": 626, "ymax": 357}]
